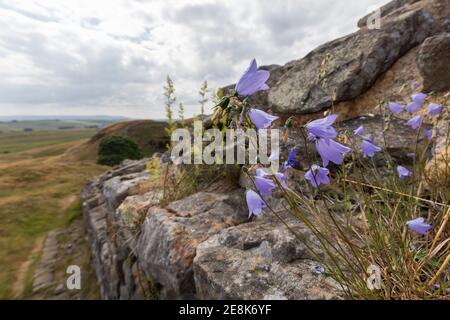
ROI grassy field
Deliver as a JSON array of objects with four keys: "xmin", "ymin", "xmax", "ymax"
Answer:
[
  {"xmin": 0, "ymin": 129, "xmax": 107, "ymax": 299},
  {"xmin": 0, "ymin": 119, "xmax": 113, "ymax": 132},
  {"xmin": 0, "ymin": 129, "xmax": 98, "ymax": 154}
]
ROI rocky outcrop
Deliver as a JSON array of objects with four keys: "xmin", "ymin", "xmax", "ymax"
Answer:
[
  {"xmin": 222, "ymin": 0, "xmax": 450, "ymax": 117},
  {"xmin": 194, "ymin": 211, "xmax": 336, "ymax": 300},
  {"xmin": 81, "ymin": 111, "xmax": 436, "ymax": 300},
  {"xmin": 267, "ymin": 7, "xmax": 436, "ymax": 114},
  {"xmin": 424, "ymin": 0, "xmax": 450, "ymax": 32},
  {"xmin": 81, "ymin": 159, "xmax": 154, "ymax": 300},
  {"xmin": 417, "ymin": 33, "xmax": 450, "ymax": 92},
  {"xmin": 30, "ymin": 220, "xmax": 99, "ymax": 300},
  {"xmin": 359, "ymin": 0, "xmax": 450, "ymax": 33},
  {"xmin": 137, "ymin": 192, "xmax": 248, "ymax": 299},
  {"xmin": 357, "ymin": 0, "xmax": 421, "ymax": 28},
  {"xmin": 32, "ymin": 231, "xmax": 60, "ymax": 294},
  {"xmin": 81, "ymin": 161, "xmax": 335, "ymax": 300}
]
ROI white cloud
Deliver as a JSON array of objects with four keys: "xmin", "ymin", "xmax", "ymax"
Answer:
[{"xmin": 0, "ymin": 0, "xmax": 390, "ymax": 119}]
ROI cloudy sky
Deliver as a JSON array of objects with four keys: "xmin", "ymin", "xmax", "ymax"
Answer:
[{"xmin": 0, "ymin": 0, "xmax": 390, "ymax": 119}]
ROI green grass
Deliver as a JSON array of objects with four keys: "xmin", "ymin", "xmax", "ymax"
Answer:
[
  {"xmin": 0, "ymin": 129, "xmax": 97, "ymax": 154},
  {"xmin": 19, "ymin": 201, "xmax": 100, "ymax": 300}
]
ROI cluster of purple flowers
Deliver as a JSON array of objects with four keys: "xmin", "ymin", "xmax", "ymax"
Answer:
[
  {"xmin": 389, "ymin": 91, "xmax": 444, "ymax": 140},
  {"xmin": 388, "ymin": 87, "xmax": 447, "ymax": 181},
  {"xmin": 235, "ymin": 59, "xmax": 288, "ymax": 218},
  {"xmin": 247, "ymin": 168, "xmax": 287, "ymax": 218},
  {"xmin": 238, "ymin": 61, "xmax": 433, "ymax": 234},
  {"xmin": 387, "ymin": 87, "xmax": 443, "ymax": 235},
  {"xmin": 303, "ymin": 114, "xmax": 351, "ymax": 187},
  {"xmin": 235, "ymin": 59, "xmax": 279, "ymax": 131},
  {"xmin": 388, "ymin": 87, "xmax": 446, "ymax": 181}
]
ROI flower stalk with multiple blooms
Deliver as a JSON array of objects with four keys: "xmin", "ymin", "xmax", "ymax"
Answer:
[
  {"xmin": 195, "ymin": 58, "xmax": 448, "ymax": 299},
  {"xmin": 227, "ymin": 59, "xmax": 445, "ymax": 231}
]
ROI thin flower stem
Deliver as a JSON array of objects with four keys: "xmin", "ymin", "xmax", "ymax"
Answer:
[
  {"xmin": 251, "ymin": 180, "xmax": 358, "ymax": 296},
  {"xmin": 411, "ymin": 122, "xmax": 423, "ymax": 198},
  {"xmin": 283, "ymin": 184, "xmax": 368, "ymax": 287},
  {"xmin": 317, "ymin": 184, "xmax": 368, "ymax": 276},
  {"xmin": 249, "ymin": 172, "xmax": 358, "ymax": 296}
]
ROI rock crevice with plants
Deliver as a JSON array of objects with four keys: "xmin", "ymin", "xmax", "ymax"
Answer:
[{"xmin": 82, "ymin": 0, "xmax": 449, "ymax": 300}]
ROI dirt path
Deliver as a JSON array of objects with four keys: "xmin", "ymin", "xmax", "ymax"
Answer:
[{"xmin": 12, "ymin": 236, "xmax": 46, "ymax": 298}]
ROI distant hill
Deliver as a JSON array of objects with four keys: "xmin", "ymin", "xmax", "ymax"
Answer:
[
  {"xmin": 0, "ymin": 119, "xmax": 119, "ymax": 132},
  {"xmin": 66, "ymin": 119, "xmax": 169, "ymax": 161}
]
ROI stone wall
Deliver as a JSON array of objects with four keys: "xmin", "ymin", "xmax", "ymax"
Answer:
[{"xmin": 81, "ymin": 159, "xmax": 335, "ymax": 299}]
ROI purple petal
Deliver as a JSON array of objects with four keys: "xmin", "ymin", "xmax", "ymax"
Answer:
[
  {"xmin": 306, "ymin": 114, "xmax": 339, "ymax": 140},
  {"xmin": 316, "ymin": 138, "xmax": 351, "ymax": 167},
  {"xmin": 405, "ymin": 115, "xmax": 423, "ymax": 130},
  {"xmin": 329, "ymin": 139, "xmax": 352, "ymax": 154},
  {"xmin": 407, "ymin": 217, "xmax": 432, "ymax": 235},
  {"xmin": 307, "ymin": 132, "xmax": 317, "ymax": 141},
  {"xmin": 254, "ymin": 176, "xmax": 276, "ymax": 196},
  {"xmin": 354, "ymin": 126, "xmax": 365, "ymax": 136},
  {"xmin": 308, "ymin": 114, "xmax": 339, "ymax": 127},
  {"xmin": 259, "ymin": 83, "xmax": 270, "ymax": 91},
  {"xmin": 274, "ymin": 172, "xmax": 288, "ymax": 188},
  {"xmin": 255, "ymin": 169, "xmax": 287, "ymax": 188},
  {"xmin": 411, "ymin": 93, "xmax": 427, "ymax": 106},
  {"xmin": 236, "ymin": 60, "xmax": 258, "ymax": 89},
  {"xmin": 389, "ymin": 102, "xmax": 404, "ymax": 114},
  {"xmin": 406, "ymin": 101, "xmax": 421, "ymax": 113},
  {"xmin": 428, "ymin": 103, "xmax": 443, "ymax": 116},
  {"xmin": 281, "ymin": 162, "xmax": 291, "ymax": 172},
  {"xmin": 249, "ymin": 109, "xmax": 279, "ymax": 129},
  {"xmin": 287, "ymin": 148, "xmax": 300, "ymax": 168},
  {"xmin": 238, "ymin": 70, "xmax": 270, "ymax": 96},
  {"xmin": 362, "ymin": 140, "xmax": 381, "ymax": 158},
  {"xmin": 235, "ymin": 59, "xmax": 270, "ymax": 96},
  {"xmin": 305, "ymin": 164, "xmax": 330, "ymax": 188},
  {"xmin": 246, "ymin": 58, "xmax": 258, "ymax": 74},
  {"xmin": 424, "ymin": 129, "xmax": 433, "ymax": 140},
  {"xmin": 397, "ymin": 166, "xmax": 412, "ymax": 179},
  {"xmin": 256, "ymin": 168, "xmax": 269, "ymax": 177},
  {"xmin": 246, "ymin": 189, "xmax": 266, "ymax": 218}
]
